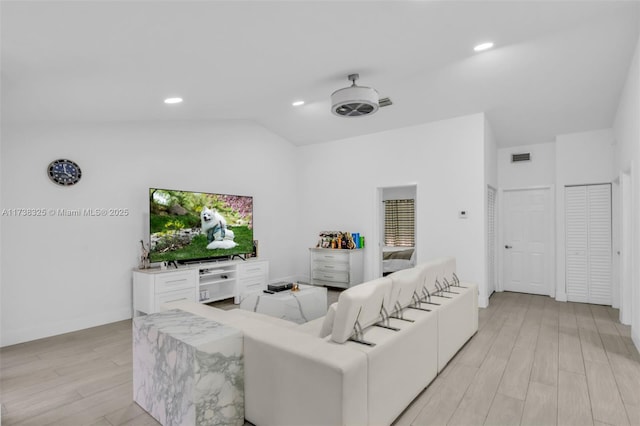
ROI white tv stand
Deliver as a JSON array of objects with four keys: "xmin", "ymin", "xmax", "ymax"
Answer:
[{"xmin": 133, "ymin": 259, "xmax": 268, "ymax": 315}]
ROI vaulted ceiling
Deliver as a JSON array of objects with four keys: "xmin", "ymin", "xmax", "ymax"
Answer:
[{"xmin": 2, "ymin": 1, "xmax": 639, "ymax": 147}]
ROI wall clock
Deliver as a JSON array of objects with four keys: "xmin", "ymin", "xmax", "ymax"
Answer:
[{"xmin": 47, "ymin": 159, "xmax": 82, "ymax": 186}]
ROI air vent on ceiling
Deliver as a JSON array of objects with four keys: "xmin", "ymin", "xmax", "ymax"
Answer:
[
  {"xmin": 511, "ymin": 153, "xmax": 531, "ymax": 163},
  {"xmin": 379, "ymin": 97, "xmax": 393, "ymax": 107}
]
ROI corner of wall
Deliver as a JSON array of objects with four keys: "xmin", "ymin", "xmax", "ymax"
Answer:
[{"xmin": 478, "ymin": 294, "xmax": 489, "ymax": 309}]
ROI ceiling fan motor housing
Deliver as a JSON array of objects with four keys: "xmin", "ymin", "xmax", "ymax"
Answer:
[{"xmin": 331, "ymin": 85, "xmax": 380, "ymax": 117}]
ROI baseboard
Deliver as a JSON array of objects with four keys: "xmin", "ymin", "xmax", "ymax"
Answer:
[
  {"xmin": 633, "ymin": 328, "xmax": 640, "ymax": 354},
  {"xmin": 1, "ymin": 307, "xmax": 132, "ymax": 347}
]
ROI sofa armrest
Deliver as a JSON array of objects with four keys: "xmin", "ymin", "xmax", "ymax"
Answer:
[{"xmin": 243, "ymin": 325, "xmax": 368, "ymax": 426}]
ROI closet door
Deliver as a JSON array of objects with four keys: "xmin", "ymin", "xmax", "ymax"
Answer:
[
  {"xmin": 565, "ymin": 184, "xmax": 611, "ymax": 305},
  {"xmin": 487, "ymin": 186, "xmax": 497, "ymax": 295}
]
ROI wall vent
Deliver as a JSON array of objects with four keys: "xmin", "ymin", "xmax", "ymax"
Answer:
[{"xmin": 511, "ymin": 153, "xmax": 531, "ymax": 163}]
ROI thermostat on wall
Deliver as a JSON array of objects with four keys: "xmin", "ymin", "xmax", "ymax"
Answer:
[{"xmin": 459, "ymin": 210, "xmax": 468, "ymax": 219}]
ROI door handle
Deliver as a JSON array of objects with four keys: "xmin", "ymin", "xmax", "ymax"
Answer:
[{"xmin": 505, "ymin": 245, "xmax": 512, "ymax": 249}]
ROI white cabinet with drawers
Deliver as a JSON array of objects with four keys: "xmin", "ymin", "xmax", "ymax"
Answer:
[
  {"xmin": 133, "ymin": 269, "xmax": 198, "ymax": 316},
  {"xmin": 309, "ymin": 248, "xmax": 364, "ymax": 289}
]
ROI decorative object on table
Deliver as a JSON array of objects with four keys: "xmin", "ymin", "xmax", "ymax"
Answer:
[
  {"xmin": 317, "ymin": 231, "xmax": 363, "ymax": 249},
  {"xmin": 251, "ymin": 240, "xmax": 258, "ymax": 258},
  {"xmin": 291, "ymin": 283, "xmax": 299, "ymax": 292},
  {"xmin": 47, "ymin": 158, "xmax": 82, "ymax": 186},
  {"xmin": 267, "ymin": 282, "xmax": 293, "ymax": 292},
  {"xmin": 139, "ymin": 240, "xmax": 150, "ymax": 269}
]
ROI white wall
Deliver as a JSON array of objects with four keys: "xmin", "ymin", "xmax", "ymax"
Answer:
[
  {"xmin": 382, "ymin": 186, "xmax": 416, "ymax": 201},
  {"xmin": 554, "ymin": 129, "xmax": 615, "ymax": 302},
  {"xmin": 0, "ymin": 120, "xmax": 298, "ymax": 346},
  {"xmin": 498, "ymin": 142, "xmax": 555, "ymax": 189},
  {"xmin": 613, "ymin": 33, "xmax": 640, "ymax": 350},
  {"xmin": 294, "ymin": 113, "xmax": 490, "ymax": 307}
]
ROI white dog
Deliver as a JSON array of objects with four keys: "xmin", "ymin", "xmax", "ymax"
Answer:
[{"xmin": 200, "ymin": 207, "xmax": 237, "ymax": 249}]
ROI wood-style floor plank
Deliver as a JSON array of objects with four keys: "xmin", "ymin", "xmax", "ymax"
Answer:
[
  {"xmin": 484, "ymin": 393, "xmax": 524, "ymax": 426},
  {"xmin": 584, "ymin": 360, "xmax": 630, "ymax": 426},
  {"xmin": 520, "ymin": 382, "xmax": 558, "ymax": 426},
  {"xmin": 497, "ymin": 344, "xmax": 534, "ymax": 401},
  {"xmin": 557, "ymin": 370, "xmax": 593, "ymax": 426},
  {"xmin": 447, "ymin": 355, "xmax": 507, "ymax": 426}
]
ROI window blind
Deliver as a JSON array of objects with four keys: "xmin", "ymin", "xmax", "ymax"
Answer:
[{"xmin": 384, "ymin": 199, "xmax": 415, "ymax": 247}]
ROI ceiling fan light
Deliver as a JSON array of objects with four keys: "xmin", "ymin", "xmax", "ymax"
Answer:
[{"xmin": 331, "ymin": 85, "xmax": 379, "ymax": 117}]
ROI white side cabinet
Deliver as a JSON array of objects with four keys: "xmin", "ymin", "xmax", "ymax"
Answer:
[
  {"xmin": 237, "ymin": 261, "xmax": 269, "ymax": 302},
  {"xmin": 133, "ymin": 259, "xmax": 269, "ymax": 315},
  {"xmin": 133, "ymin": 269, "xmax": 198, "ymax": 316},
  {"xmin": 309, "ymin": 248, "xmax": 364, "ymax": 289}
]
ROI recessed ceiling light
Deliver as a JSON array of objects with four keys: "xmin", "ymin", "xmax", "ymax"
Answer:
[
  {"xmin": 474, "ymin": 42, "xmax": 494, "ymax": 52},
  {"xmin": 164, "ymin": 97, "xmax": 183, "ymax": 104},
  {"xmin": 292, "ymin": 100, "xmax": 305, "ymax": 107}
]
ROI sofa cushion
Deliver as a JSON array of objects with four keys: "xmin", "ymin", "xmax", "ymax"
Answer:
[
  {"xmin": 388, "ymin": 266, "xmax": 424, "ymax": 312},
  {"xmin": 331, "ymin": 277, "xmax": 392, "ymax": 344},
  {"xmin": 345, "ymin": 307, "xmax": 438, "ymax": 426},
  {"xmin": 417, "ymin": 258, "xmax": 445, "ymax": 295},
  {"xmin": 319, "ymin": 302, "xmax": 337, "ymax": 337}
]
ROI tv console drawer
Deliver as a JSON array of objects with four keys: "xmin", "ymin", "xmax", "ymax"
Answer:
[
  {"xmin": 238, "ymin": 262, "xmax": 268, "ymax": 278},
  {"xmin": 156, "ymin": 288, "xmax": 196, "ymax": 307},
  {"xmin": 156, "ymin": 270, "xmax": 197, "ymax": 293}
]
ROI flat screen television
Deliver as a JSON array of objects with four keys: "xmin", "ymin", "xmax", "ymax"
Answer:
[{"xmin": 149, "ymin": 188, "xmax": 253, "ymax": 263}]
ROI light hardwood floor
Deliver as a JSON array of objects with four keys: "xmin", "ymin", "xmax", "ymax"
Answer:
[
  {"xmin": 394, "ymin": 291, "xmax": 640, "ymax": 426},
  {"xmin": 1, "ymin": 292, "xmax": 638, "ymax": 425}
]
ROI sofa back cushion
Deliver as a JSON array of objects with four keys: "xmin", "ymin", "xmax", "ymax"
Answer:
[
  {"xmin": 388, "ymin": 267, "xmax": 424, "ymax": 311},
  {"xmin": 318, "ymin": 303, "xmax": 337, "ymax": 338},
  {"xmin": 441, "ymin": 256, "xmax": 457, "ymax": 285},
  {"xmin": 331, "ymin": 277, "xmax": 392, "ymax": 344},
  {"xmin": 418, "ymin": 259, "xmax": 444, "ymax": 294}
]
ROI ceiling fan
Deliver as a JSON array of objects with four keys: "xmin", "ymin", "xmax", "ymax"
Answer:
[{"xmin": 331, "ymin": 73, "xmax": 393, "ymax": 117}]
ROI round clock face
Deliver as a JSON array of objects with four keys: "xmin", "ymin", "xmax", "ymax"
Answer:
[{"xmin": 48, "ymin": 159, "xmax": 82, "ymax": 186}]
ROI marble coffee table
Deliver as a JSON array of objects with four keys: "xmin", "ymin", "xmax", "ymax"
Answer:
[{"xmin": 239, "ymin": 284, "xmax": 327, "ymax": 324}]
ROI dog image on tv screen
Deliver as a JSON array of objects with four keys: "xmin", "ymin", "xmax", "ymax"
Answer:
[{"xmin": 201, "ymin": 207, "xmax": 238, "ymax": 249}]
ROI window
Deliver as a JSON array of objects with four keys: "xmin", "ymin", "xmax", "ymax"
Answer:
[{"xmin": 384, "ymin": 199, "xmax": 415, "ymax": 247}]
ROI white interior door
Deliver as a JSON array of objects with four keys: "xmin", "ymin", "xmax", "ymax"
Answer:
[{"xmin": 502, "ymin": 188, "xmax": 552, "ymax": 295}]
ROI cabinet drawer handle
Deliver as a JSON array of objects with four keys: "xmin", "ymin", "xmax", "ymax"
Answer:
[
  {"xmin": 325, "ymin": 265, "xmax": 334, "ymax": 269},
  {"xmin": 166, "ymin": 279, "xmax": 186, "ymax": 284}
]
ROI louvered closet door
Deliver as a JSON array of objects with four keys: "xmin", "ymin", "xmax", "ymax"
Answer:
[
  {"xmin": 565, "ymin": 184, "xmax": 611, "ymax": 305},
  {"xmin": 487, "ymin": 186, "xmax": 496, "ymax": 295}
]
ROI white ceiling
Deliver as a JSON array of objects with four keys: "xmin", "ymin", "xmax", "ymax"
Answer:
[{"xmin": 2, "ymin": 1, "xmax": 639, "ymax": 147}]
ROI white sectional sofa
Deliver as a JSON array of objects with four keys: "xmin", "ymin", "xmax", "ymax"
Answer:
[{"xmin": 164, "ymin": 256, "xmax": 478, "ymax": 426}]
